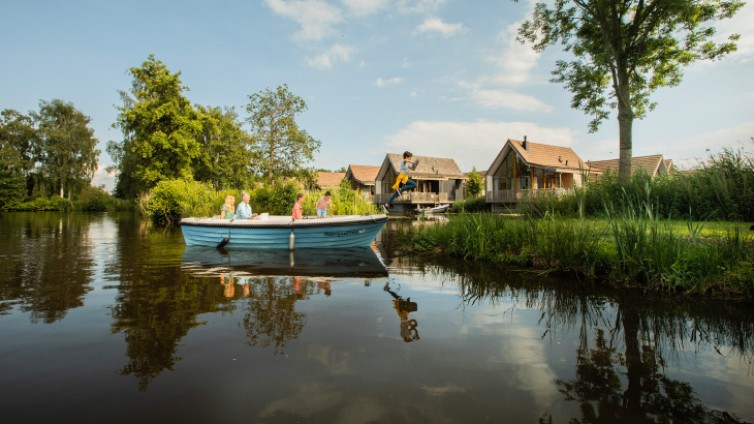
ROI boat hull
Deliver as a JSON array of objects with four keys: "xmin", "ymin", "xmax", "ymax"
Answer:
[{"xmin": 180, "ymin": 214, "xmax": 387, "ymax": 249}]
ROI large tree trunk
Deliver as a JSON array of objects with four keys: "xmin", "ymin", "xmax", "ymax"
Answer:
[{"xmin": 616, "ymin": 68, "xmax": 634, "ymax": 181}]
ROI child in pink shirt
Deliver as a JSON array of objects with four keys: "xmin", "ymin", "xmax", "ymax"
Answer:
[{"xmin": 292, "ymin": 193, "xmax": 304, "ymax": 220}]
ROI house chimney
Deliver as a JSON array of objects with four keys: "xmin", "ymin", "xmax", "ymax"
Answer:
[{"xmin": 522, "ymin": 135, "xmax": 528, "ymax": 150}]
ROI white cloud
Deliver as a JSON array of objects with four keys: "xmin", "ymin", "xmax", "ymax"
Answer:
[
  {"xmin": 386, "ymin": 120, "xmax": 576, "ymax": 171},
  {"xmin": 91, "ymin": 163, "xmax": 116, "ymax": 193},
  {"xmin": 468, "ymin": 86, "xmax": 552, "ymax": 112},
  {"xmin": 306, "ymin": 44, "xmax": 353, "ymax": 69},
  {"xmin": 416, "ymin": 17, "xmax": 466, "ymax": 38},
  {"xmin": 652, "ymin": 121, "xmax": 754, "ymax": 169},
  {"xmin": 375, "ymin": 76, "xmax": 405, "ymax": 86},
  {"xmin": 342, "ymin": 0, "xmax": 387, "ymax": 16},
  {"xmin": 480, "ymin": 20, "xmax": 541, "ymax": 86},
  {"xmin": 397, "ymin": 0, "xmax": 445, "ymax": 14},
  {"xmin": 264, "ymin": 0, "xmax": 343, "ymax": 41}
]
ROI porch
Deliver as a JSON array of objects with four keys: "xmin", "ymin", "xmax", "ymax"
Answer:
[
  {"xmin": 375, "ymin": 191, "xmax": 452, "ymax": 204},
  {"xmin": 486, "ymin": 187, "xmax": 570, "ymax": 203}
]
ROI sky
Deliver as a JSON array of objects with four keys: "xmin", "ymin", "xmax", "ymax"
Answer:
[{"xmin": 2, "ymin": 0, "xmax": 753, "ymax": 191}]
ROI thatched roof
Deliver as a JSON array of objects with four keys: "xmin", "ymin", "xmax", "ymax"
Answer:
[
  {"xmin": 588, "ymin": 154, "xmax": 671, "ymax": 177},
  {"xmin": 509, "ymin": 139, "xmax": 584, "ymax": 170},
  {"xmin": 316, "ymin": 172, "xmax": 345, "ymax": 189},
  {"xmin": 346, "ymin": 165, "xmax": 380, "ymax": 185},
  {"xmin": 384, "ymin": 153, "xmax": 464, "ymax": 178}
]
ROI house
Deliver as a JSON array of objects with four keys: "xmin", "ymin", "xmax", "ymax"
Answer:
[
  {"xmin": 586, "ymin": 154, "xmax": 673, "ymax": 179},
  {"xmin": 485, "ymin": 138, "xmax": 586, "ymax": 208},
  {"xmin": 315, "ymin": 171, "xmax": 345, "ymax": 190},
  {"xmin": 344, "ymin": 165, "xmax": 380, "ymax": 198},
  {"xmin": 375, "ymin": 153, "xmax": 465, "ymax": 212}
]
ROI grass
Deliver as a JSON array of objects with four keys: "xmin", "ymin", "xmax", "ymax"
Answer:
[{"xmin": 398, "ymin": 213, "xmax": 754, "ymax": 300}]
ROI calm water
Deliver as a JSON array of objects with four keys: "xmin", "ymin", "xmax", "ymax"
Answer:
[{"xmin": 1, "ymin": 213, "xmax": 752, "ymax": 424}]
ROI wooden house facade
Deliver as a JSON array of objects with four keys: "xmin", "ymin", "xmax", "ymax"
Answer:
[
  {"xmin": 485, "ymin": 138, "xmax": 586, "ymax": 207},
  {"xmin": 375, "ymin": 153, "xmax": 465, "ymax": 212}
]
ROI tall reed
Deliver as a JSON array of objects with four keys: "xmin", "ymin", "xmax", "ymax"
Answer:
[{"xmin": 398, "ymin": 211, "xmax": 754, "ymax": 299}]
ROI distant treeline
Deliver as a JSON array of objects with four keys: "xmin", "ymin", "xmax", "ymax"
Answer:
[
  {"xmin": 1, "ymin": 55, "xmax": 324, "ymax": 215},
  {"xmin": 0, "ymin": 100, "xmax": 102, "ymax": 209}
]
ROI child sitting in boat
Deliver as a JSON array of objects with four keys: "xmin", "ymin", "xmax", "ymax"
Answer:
[
  {"xmin": 292, "ymin": 193, "xmax": 304, "ymax": 220},
  {"xmin": 220, "ymin": 195, "xmax": 235, "ymax": 220}
]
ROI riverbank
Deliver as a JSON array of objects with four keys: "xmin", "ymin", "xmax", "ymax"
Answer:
[{"xmin": 397, "ymin": 213, "xmax": 754, "ymax": 300}]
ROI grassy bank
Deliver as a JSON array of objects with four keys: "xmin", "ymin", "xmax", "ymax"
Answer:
[{"xmin": 398, "ymin": 213, "xmax": 754, "ymax": 299}]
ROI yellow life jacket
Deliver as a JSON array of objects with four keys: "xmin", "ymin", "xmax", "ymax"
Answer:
[{"xmin": 391, "ymin": 173, "xmax": 408, "ymax": 190}]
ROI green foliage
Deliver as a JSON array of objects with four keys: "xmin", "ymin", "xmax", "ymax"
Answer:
[
  {"xmin": 301, "ymin": 180, "xmax": 379, "ymax": 216},
  {"xmin": 193, "ymin": 105, "xmax": 258, "ymax": 190},
  {"xmin": 0, "ymin": 167, "xmax": 25, "ymax": 208},
  {"xmin": 519, "ymin": 190, "xmax": 580, "ymax": 218},
  {"xmin": 517, "ymin": 146, "xmax": 754, "ymax": 222},
  {"xmin": 0, "ymin": 109, "xmax": 38, "ymax": 197},
  {"xmin": 249, "ymin": 181, "xmax": 299, "ymax": 216},
  {"xmin": 3, "ymin": 196, "xmax": 73, "ymax": 211},
  {"xmin": 466, "ymin": 167, "xmax": 483, "ymax": 198},
  {"xmin": 245, "ymin": 85, "xmax": 322, "ymax": 182},
  {"xmin": 450, "ymin": 196, "xmax": 488, "ymax": 213},
  {"xmin": 518, "ymin": 0, "xmax": 744, "ymax": 179},
  {"xmin": 73, "ymin": 186, "xmax": 135, "ymax": 212},
  {"xmin": 110, "ymin": 55, "xmax": 204, "ymax": 198},
  {"xmin": 398, "ymin": 213, "xmax": 754, "ymax": 299},
  {"xmin": 144, "ymin": 179, "xmax": 222, "ymax": 223},
  {"xmin": 32, "ymin": 99, "xmax": 100, "ymax": 199}
]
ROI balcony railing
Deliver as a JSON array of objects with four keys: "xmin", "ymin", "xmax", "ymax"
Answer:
[
  {"xmin": 375, "ymin": 192, "xmax": 451, "ymax": 204},
  {"xmin": 486, "ymin": 188, "xmax": 569, "ymax": 203}
]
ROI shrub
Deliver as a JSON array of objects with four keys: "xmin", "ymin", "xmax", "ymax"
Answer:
[
  {"xmin": 451, "ymin": 196, "xmax": 488, "ymax": 213},
  {"xmin": 3, "ymin": 196, "xmax": 73, "ymax": 211},
  {"xmin": 250, "ymin": 181, "xmax": 299, "ymax": 216},
  {"xmin": 145, "ymin": 179, "xmax": 221, "ymax": 223}
]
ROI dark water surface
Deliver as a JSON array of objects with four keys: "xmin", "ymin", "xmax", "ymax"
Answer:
[{"xmin": 1, "ymin": 213, "xmax": 752, "ymax": 423}]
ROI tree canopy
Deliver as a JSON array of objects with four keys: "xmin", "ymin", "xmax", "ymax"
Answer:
[
  {"xmin": 109, "ymin": 55, "xmax": 204, "ymax": 198},
  {"xmin": 194, "ymin": 105, "xmax": 258, "ymax": 191},
  {"xmin": 0, "ymin": 110, "xmax": 37, "ymax": 204},
  {"xmin": 32, "ymin": 100, "xmax": 99, "ymax": 199},
  {"xmin": 518, "ymin": 0, "xmax": 743, "ymax": 180},
  {"xmin": 245, "ymin": 85, "xmax": 321, "ymax": 182},
  {"xmin": 466, "ymin": 167, "xmax": 483, "ymax": 197}
]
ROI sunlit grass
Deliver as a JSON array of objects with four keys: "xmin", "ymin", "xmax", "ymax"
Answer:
[{"xmin": 398, "ymin": 213, "xmax": 754, "ymax": 299}]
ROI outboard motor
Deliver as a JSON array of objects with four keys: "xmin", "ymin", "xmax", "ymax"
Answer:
[{"xmin": 216, "ymin": 237, "xmax": 230, "ymax": 249}]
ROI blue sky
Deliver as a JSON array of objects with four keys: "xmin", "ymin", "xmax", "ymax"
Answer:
[{"xmin": 2, "ymin": 0, "xmax": 753, "ymax": 190}]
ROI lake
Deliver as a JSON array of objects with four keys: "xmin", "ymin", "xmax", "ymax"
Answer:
[{"xmin": 1, "ymin": 213, "xmax": 752, "ymax": 423}]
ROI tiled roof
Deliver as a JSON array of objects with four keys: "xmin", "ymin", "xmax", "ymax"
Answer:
[
  {"xmin": 385, "ymin": 153, "xmax": 464, "ymax": 178},
  {"xmin": 508, "ymin": 139, "xmax": 584, "ymax": 170},
  {"xmin": 588, "ymin": 154, "xmax": 666, "ymax": 176},
  {"xmin": 316, "ymin": 172, "xmax": 346, "ymax": 188},
  {"xmin": 346, "ymin": 165, "xmax": 380, "ymax": 185}
]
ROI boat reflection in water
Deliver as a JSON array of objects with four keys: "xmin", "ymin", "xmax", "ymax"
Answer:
[{"xmin": 181, "ymin": 245, "xmax": 388, "ymax": 278}]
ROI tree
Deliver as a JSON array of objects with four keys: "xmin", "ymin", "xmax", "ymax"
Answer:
[
  {"xmin": 518, "ymin": 0, "xmax": 743, "ymax": 180},
  {"xmin": 245, "ymin": 85, "xmax": 321, "ymax": 182},
  {"xmin": 0, "ymin": 109, "xmax": 39, "ymax": 199},
  {"xmin": 32, "ymin": 100, "xmax": 99, "ymax": 199},
  {"xmin": 109, "ymin": 55, "xmax": 203, "ymax": 198},
  {"xmin": 193, "ymin": 105, "xmax": 258, "ymax": 190},
  {"xmin": 466, "ymin": 167, "xmax": 483, "ymax": 197}
]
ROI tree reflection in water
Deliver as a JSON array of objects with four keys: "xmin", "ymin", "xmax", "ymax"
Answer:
[
  {"xmin": 240, "ymin": 276, "xmax": 308, "ymax": 353},
  {"xmin": 409, "ymin": 256, "xmax": 754, "ymax": 424},
  {"xmin": 0, "ymin": 213, "xmax": 96, "ymax": 322}
]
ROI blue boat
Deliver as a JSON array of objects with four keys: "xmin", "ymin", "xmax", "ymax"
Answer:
[{"xmin": 180, "ymin": 214, "xmax": 388, "ymax": 249}]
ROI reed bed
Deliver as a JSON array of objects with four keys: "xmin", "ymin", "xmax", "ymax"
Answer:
[{"xmin": 398, "ymin": 213, "xmax": 754, "ymax": 299}]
